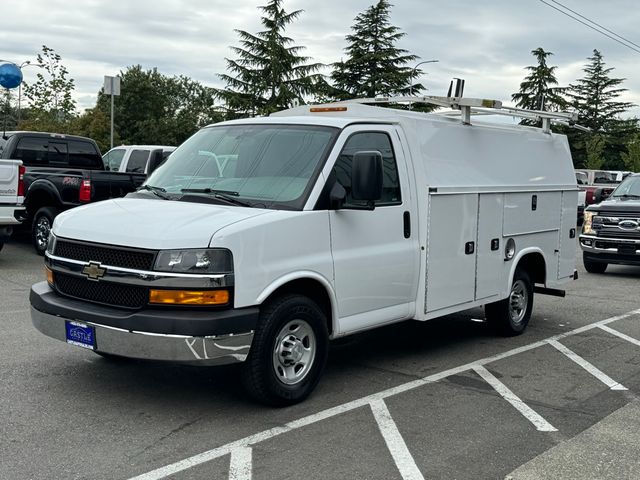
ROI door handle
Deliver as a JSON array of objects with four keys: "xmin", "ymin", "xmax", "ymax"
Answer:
[
  {"xmin": 465, "ymin": 241, "xmax": 475, "ymax": 255},
  {"xmin": 403, "ymin": 211, "xmax": 411, "ymax": 238}
]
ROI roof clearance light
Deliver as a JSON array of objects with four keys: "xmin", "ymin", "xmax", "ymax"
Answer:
[{"xmin": 309, "ymin": 107, "xmax": 348, "ymax": 113}]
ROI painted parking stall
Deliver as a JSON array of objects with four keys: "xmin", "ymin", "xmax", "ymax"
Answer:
[{"xmin": 129, "ymin": 309, "xmax": 640, "ymax": 480}]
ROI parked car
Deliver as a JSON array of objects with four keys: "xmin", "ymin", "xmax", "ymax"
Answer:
[
  {"xmin": 0, "ymin": 132, "xmax": 166, "ymax": 254},
  {"xmin": 102, "ymin": 145, "xmax": 175, "ymax": 174},
  {"xmin": 0, "ymin": 159, "xmax": 26, "ymax": 251},
  {"xmin": 580, "ymin": 173, "xmax": 640, "ymax": 273},
  {"xmin": 30, "ymin": 96, "xmax": 578, "ymax": 405},
  {"xmin": 575, "ymin": 169, "xmax": 619, "ymax": 207}
]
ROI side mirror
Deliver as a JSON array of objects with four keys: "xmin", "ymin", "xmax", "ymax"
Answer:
[
  {"xmin": 351, "ymin": 151, "xmax": 383, "ymax": 204},
  {"xmin": 593, "ymin": 188, "xmax": 604, "ymax": 204},
  {"xmin": 147, "ymin": 149, "xmax": 165, "ymax": 176}
]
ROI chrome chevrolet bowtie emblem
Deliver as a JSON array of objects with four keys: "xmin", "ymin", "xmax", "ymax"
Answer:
[{"xmin": 82, "ymin": 261, "xmax": 106, "ymax": 281}]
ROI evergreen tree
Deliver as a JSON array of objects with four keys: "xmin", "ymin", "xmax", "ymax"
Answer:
[
  {"xmin": 568, "ymin": 49, "xmax": 633, "ymax": 132},
  {"xmin": 331, "ymin": 0, "xmax": 423, "ymax": 100},
  {"xmin": 621, "ymin": 132, "xmax": 640, "ymax": 172},
  {"xmin": 511, "ymin": 47, "xmax": 566, "ymax": 126},
  {"xmin": 585, "ymin": 133, "xmax": 606, "ymax": 170},
  {"xmin": 22, "ymin": 45, "xmax": 77, "ymax": 130},
  {"xmin": 217, "ymin": 0, "xmax": 323, "ymax": 116},
  {"xmin": 566, "ymin": 50, "xmax": 635, "ymax": 168}
]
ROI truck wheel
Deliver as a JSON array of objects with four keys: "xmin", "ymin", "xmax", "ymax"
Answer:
[
  {"xmin": 485, "ymin": 268, "xmax": 533, "ymax": 336},
  {"xmin": 32, "ymin": 207, "xmax": 58, "ymax": 256},
  {"xmin": 0, "ymin": 242, "xmax": 3, "ymax": 252},
  {"xmin": 583, "ymin": 253, "xmax": 607, "ymax": 274},
  {"xmin": 241, "ymin": 294, "xmax": 329, "ymax": 406}
]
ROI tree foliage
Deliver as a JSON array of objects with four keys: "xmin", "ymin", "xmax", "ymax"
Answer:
[
  {"xmin": 217, "ymin": 0, "xmax": 323, "ymax": 116},
  {"xmin": 93, "ymin": 65, "xmax": 222, "ymax": 148},
  {"xmin": 621, "ymin": 133, "xmax": 640, "ymax": 172},
  {"xmin": 330, "ymin": 0, "xmax": 422, "ymax": 100},
  {"xmin": 511, "ymin": 48, "xmax": 566, "ymax": 126},
  {"xmin": 566, "ymin": 50, "xmax": 636, "ymax": 168},
  {"xmin": 21, "ymin": 45, "xmax": 77, "ymax": 131},
  {"xmin": 585, "ymin": 133, "xmax": 606, "ymax": 169}
]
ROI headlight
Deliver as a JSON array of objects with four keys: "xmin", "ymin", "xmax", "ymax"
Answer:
[
  {"xmin": 154, "ymin": 249, "xmax": 233, "ymax": 273},
  {"xmin": 583, "ymin": 211, "xmax": 596, "ymax": 234}
]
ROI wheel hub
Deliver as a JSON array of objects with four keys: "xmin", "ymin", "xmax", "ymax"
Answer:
[{"xmin": 272, "ymin": 320, "xmax": 317, "ymax": 385}]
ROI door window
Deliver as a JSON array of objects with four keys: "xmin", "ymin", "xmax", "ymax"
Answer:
[
  {"xmin": 333, "ymin": 132, "xmax": 401, "ymax": 207},
  {"xmin": 69, "ymin": 140, "xmax": 102, "ymax": 168},
  {"xmin": 126, "ymin": 150, "xmax": 150, "ymax": 173},
  {"xmin": 103, "ymin": 149, "xmax": 126, "ymax": 171},
  {"xmin": 47, "ymin": 141, "xmax": 69, "ymax": 165},
  {"xmin": 14, "ymin": 137, "xmax": 49, "ymax": 165}
]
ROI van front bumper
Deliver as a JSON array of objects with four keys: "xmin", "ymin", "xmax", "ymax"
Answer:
[{"xmin": 30, "ymin": 282, "xmax": 257, "ymax": 365}]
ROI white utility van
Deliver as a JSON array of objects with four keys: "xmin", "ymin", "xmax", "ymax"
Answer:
[{"xmin": 30, "ymin": 95, "xmax": 579, "ymax": 405}]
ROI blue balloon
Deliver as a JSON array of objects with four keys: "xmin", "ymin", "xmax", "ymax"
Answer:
[{"xmin": 0, "ymin": 63, "xmax": 23, "ymax": 89}]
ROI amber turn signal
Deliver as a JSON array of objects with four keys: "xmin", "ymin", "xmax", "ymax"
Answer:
[
  {"xmin": 45, "ymin": 266, "xmax": 54, "ymax": 286},
  {"xmin": 149, "ymin": 289, "xmax": 230, "ymax": 305}
]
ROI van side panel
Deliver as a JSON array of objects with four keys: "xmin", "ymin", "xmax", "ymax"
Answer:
[
  {"xmin": 558, "ymin": 190, "xmax": 579, "ymax": 280},
  {"xmin": 503, "ymin": 192, "xmax": 562, "ymax": 236},
  {"xmin": 425, "ymin": 193, "xmax": 478, "ymax": 313},
  {"xmin": 475, "ymin": 193, "xmax": 504, "ymax": 301}
]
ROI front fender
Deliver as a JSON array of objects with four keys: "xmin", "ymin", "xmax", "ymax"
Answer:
[{"xmin": 255, "ymin": 271, "xmax": 339, "ymax": 336}]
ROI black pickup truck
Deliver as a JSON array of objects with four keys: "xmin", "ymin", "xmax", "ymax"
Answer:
[
  {"xmin": 0, "ymin": 132, "xmax": 160, "ymax": 254},
  {"xmin": 579, "ymin": 173, "xmax": 640, "ymax": 273}
]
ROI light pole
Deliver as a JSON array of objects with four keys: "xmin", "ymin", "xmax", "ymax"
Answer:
[{"xmin": 409, "ymin": 59, "xmax": 439, "ymax": 98}]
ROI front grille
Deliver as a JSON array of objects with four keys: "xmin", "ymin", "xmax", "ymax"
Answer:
[
  {"xmin": 55, "ymin": 272, "xmax": 148, "ymax": 309},
  {"xmin": 54, "ymin": 240, "xmax": 156, "ymax": 270},
  {"xmin": 596, "ymin": 228, "xmax": 640, "ymax": 239}
]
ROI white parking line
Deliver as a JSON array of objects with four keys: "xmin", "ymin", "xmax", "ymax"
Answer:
[
  {"xmin": 127, "ymin": 308, "xmax": 640, "ymax": 480},
  {"xmin": 547, "ymin": 339, "xmax": 627, "ymax": 391},
  {"xmin": 228, "ymin": 447, "xmax": 252, "ymax": 480},
  {"xmin": 598, "ymin": 325, "xmax": 640, "ymax": 347},
  {"xmin": 473, "ymin": 365, "xmax": 557, "ymax": 432},
  {"xmin": 370, "ymin": 399, "xmax": 425, "ymax": 480}
]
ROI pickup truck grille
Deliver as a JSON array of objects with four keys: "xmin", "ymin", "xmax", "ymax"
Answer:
[
  {"xmin": 55, "ymin": 272, "xmax": 148, "ymax": 309},
  {"xmin": 54, "ymin": 240, "xmax": 157, "ymax": 271}
]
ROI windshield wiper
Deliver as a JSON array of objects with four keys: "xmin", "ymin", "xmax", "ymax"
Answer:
[
  {"xmin": 180, "ymin": 188, "xmax": 254, "ymax": 207},
  {"xmin": 138, "ymin": 184, "xmax": 173, "ymax": 200}
]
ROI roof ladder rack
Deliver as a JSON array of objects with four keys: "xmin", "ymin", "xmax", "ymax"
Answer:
[{"xmin": 338, "ymin": 95, "xmax": 585, "ymax": 133}]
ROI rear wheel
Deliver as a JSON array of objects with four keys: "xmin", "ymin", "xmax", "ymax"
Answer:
[
  {"xmin": 485, "ymin": 268, "xmax": 533, "ymax": 336},
  {"xmin": 32, "ymin": 206, "xmax": 58, "ymax": 256},
  {"xmin": 583, "ymin": 253, "xmax": 607, "ymax": 274},
  {"xmin": 241, "ymin": 294, "xmax": 329, "ymax": 406}
]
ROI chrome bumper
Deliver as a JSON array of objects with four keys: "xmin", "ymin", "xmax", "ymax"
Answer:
[
  {"xmin": 579, "ymin": 234, "xmax": 640, "ymax": 254},
  {"xmin": 31, "ymin": 306, "xmax": 253, "ymax": 366}
]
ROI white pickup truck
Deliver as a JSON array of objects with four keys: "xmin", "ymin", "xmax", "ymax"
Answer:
[
  {"xmin": 30, "ymin": 95, "xmax": 579, "ymax": 405},
  {"xmin": 0, "ymin": 159, "xmax": 25, "ymax": 251}
]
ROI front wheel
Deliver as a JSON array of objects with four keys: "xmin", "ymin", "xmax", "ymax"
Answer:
[
  {"xmin": 583, "ymin": 253, "xmax": 607, "ymax": 274},
  {"xmin": 485, "ymin": 268, "xmax": 533, "ymax": 336},
  {"xmin": 241, "ymin": 294, "xmax": 329, "ymax": 406},
  {"xmin": 32, "ymin": 206, "xmax": 58, "ymax": 256}
]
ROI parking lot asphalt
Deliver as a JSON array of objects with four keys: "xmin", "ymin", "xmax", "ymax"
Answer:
[{"xmin": 1, "ymin": 234, "xmax": 640, "ymax": 480}]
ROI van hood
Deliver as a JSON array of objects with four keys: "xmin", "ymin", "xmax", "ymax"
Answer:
[{"xmin": 52, "ymin": 198, "xmax": 271, "ymax": 249}]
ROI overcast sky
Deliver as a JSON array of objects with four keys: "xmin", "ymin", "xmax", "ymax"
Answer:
[{"xmin": 2, "ymin": 0, "xmax": 640, "ymax": 117}]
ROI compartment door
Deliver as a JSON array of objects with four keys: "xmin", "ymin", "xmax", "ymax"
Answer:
[
  {"xmin": 426, "ymin": 193, "xmax": 478, "ymax": 313},
  {"xmin": 558, "ymin": 190, "xmax": 578, "ymax": 279},
  {"xmin": 476, "ymin": 193, "xmax": 504, "ymax": 300}
]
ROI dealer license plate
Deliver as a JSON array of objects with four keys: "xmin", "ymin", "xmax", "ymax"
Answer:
[{"xmin": 65, "ymin": 321, "xmax": 95, "ymax": 350}]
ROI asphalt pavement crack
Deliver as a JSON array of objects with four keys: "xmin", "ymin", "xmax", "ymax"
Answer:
[{"xmin": 128, "ymin": 416, "xmax": 204, "ymax": 460}]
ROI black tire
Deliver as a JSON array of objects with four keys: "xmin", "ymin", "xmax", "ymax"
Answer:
[
  {"xmin": 32, "ymin": 206, "xmax": 58, "ymax": 256},
  {"xmin": 241, "ymin": 294, "xmax": 329, "ymax": 406},
  {"xmin": 583, "ymin": 253, "xmax": 607, "ymax": 274},
  {"xmin": 0, "ymin": 242, "xmax": 3, "ymax": 252},
  {"xmin": 485, "ymin": 268, "xmax": 533, "ymax": 336}
]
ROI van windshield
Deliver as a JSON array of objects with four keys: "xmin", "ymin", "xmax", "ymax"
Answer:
[{"xmin": 145, "ymin": 124, "xmax": 338, "ymax": 209}]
